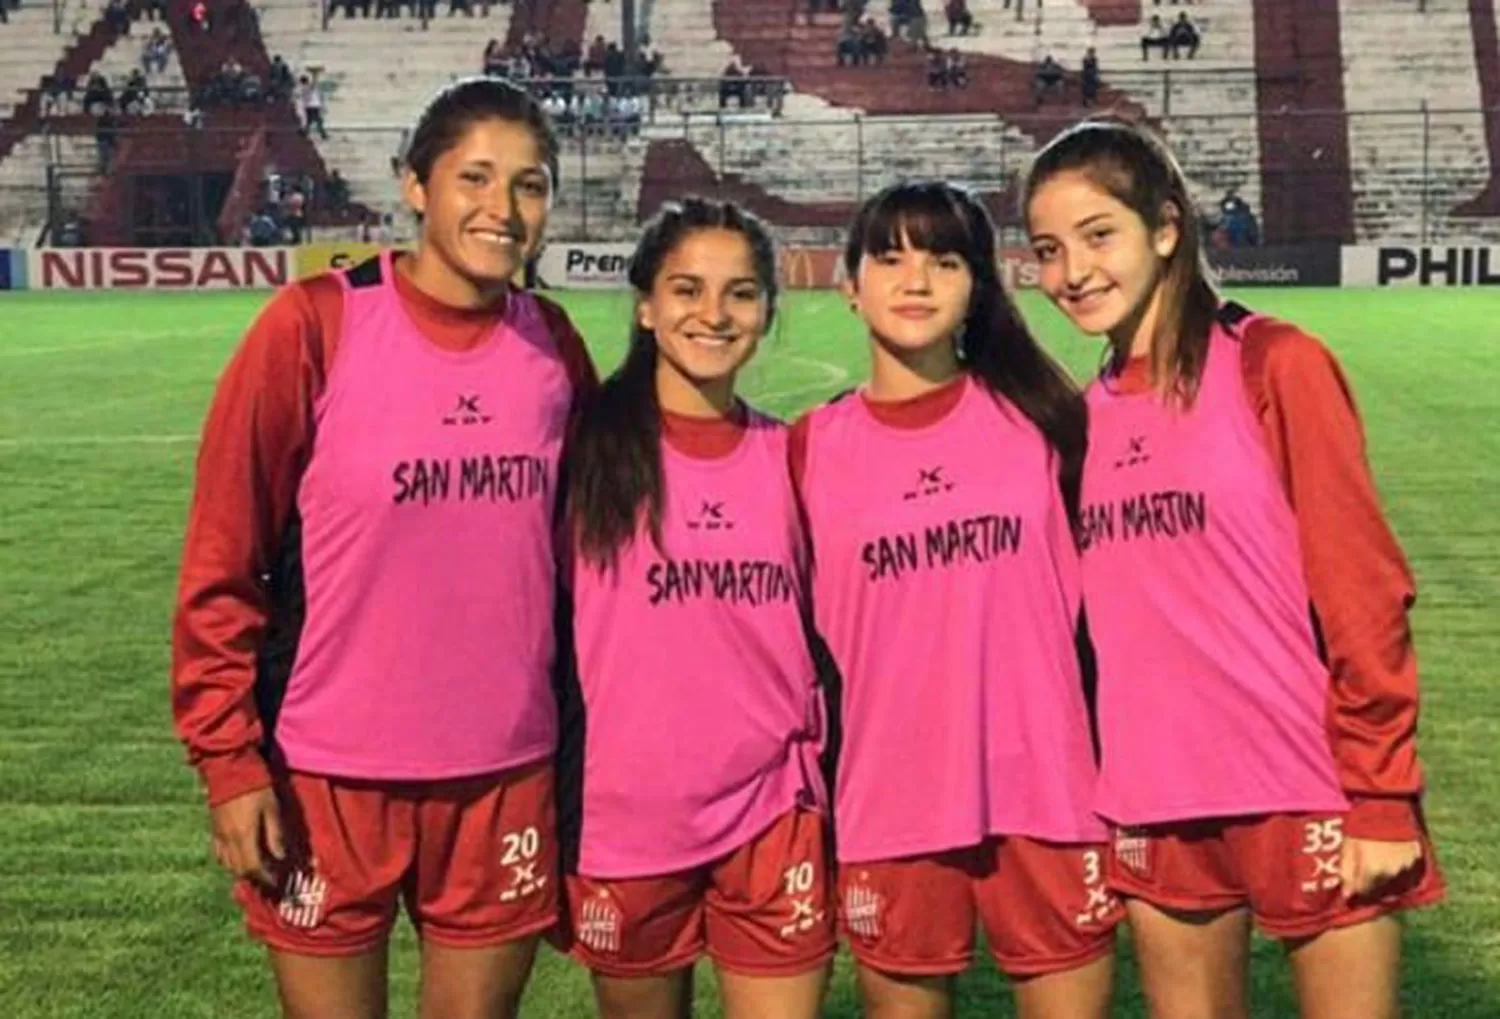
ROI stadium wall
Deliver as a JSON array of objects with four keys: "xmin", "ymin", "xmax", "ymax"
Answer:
[{"xmin": 6, "ymin": 244, "xmax": 1498, "ymax": 291}]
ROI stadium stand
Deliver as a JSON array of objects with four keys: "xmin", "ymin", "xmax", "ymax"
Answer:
[{"xmin": 0, "ymin": 0, "xmax": 1496, "ymax": 247}]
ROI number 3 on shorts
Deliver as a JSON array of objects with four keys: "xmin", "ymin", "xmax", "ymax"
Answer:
[{"xmin": 1083, "ymin": 849, "xmax": 1102, "ymax": 887}]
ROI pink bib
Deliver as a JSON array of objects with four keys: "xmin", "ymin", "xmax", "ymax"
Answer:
[
  {"xmin": 1079, "ymin": 318, "xmax": 1347, "ymax": 825},
  {"xmin": 571, "ymin": 413, "xmax": 826, "ymax": 878},
  {"xmin": 275, "ymin": 252, "xmax": 571, "ymax": 779},
  {"xmin": 801, "ymin": 380, "xmax": 1106, "ymax": 863}
]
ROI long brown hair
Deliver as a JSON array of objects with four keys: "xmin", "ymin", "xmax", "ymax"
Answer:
[
  {"xmin": 844, "ymin": 181, "xmax": 1088, "ymax": 524},
  {"xmin": 568, "ymin": 198, "xmax": 780, "ymax": 571},
  {"xmin": 1023, "ymin": 119, "xmax": 1220, "ymax": 404}
]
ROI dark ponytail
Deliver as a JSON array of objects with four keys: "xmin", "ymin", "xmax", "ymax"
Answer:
[
  {"xmin": 844, "ymin": 181, "xmax": 1088, "ymax": 523},
  {"xmin": 568, "ymin": 197, "xmax": 779, "ymax": 570}
]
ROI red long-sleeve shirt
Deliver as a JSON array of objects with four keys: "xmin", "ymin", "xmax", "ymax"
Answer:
[{"xmin": 171, "ymin": 261, "xmax": 597, "ymax": 807}]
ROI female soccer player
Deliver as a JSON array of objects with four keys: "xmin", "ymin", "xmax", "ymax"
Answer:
[
  {"xmin": 555, "ymin": 197, "xmax": 834, "ymax": 1019},
  {"xmin": 1024, "ymin": 119, "xmax": 1445, "ymax": 1019},
  {"xmin": 791, "ymin": 181, "xmax": 1119, "ymax": 1019},
  {"xmin": 171, "ymin": 78, "xmax": 595, "ymax": 1019}
]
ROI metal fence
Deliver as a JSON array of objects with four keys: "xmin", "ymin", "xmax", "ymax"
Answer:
[{"xmin": 23, "ymin": 105, "xmax": 1500, "ymax": 246}]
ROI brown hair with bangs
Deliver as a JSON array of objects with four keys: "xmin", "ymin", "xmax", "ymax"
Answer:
[
  {"xmin": 1022, "ymin": 119, "xmax": 1220, "ymax": 405},
  {"xmin": 844, "ymin": 181, "xmax": 1088, "ymax": 524}
]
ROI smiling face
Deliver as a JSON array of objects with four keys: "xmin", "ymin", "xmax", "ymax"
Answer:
[
  {"xmin": 402, "ymin": 116, "xmax": 552, "ymax": 307},
  {"xmin": 638, "ymin": 227, "xmax": 770, "ymax": 410},
  {"xmin": 1026, "ymin": 169, "xmax": 1179, "ymax": 346}
]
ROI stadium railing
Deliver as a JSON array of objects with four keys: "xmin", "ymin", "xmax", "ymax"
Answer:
[{"xmin": 23, "ymin": 102, "xmax": 1500, "ymax": 247}]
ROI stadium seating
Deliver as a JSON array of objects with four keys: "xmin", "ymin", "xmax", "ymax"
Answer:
[
  {"xmin": 1, "ymin": 0, "xmax": 1497, "ymax": 246},
  {"xmin": 1342, "ymin": 0, "xmax": 1500, "ymax": 241}
]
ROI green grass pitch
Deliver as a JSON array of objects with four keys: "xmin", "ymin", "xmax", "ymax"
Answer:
[{"xmin": 0, "ymin": 287, "xmax": 1496, "ymax": 1017}]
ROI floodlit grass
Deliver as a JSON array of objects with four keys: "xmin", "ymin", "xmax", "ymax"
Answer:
[{"xmin": 1, "ymin": 287, "xmax": 1496, "ymax": 1017}]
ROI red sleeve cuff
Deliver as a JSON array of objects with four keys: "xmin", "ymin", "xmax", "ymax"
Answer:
[
  {"xmin": 1344, "ymin": 794, "xmax": 1423, "ymax": 841},
  {"xmin": 197, "ymin": 746, "xmax": 273, "ymax": 808}
]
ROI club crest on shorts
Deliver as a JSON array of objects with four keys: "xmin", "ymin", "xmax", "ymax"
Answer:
[
  {"xmin": 842, "ymin": 874, "xmax": 883, "ymax": 941},
  {"xmin": 577, "ymin": 890, "xmax": 622, "ymax": 955},
  {"xmin": 1114, "ymin": 827, "xmax": 1151, "ymax": 878},
  {"xmin": 277, "ymin": 864, "xmax": 328, "ymax": 930}
]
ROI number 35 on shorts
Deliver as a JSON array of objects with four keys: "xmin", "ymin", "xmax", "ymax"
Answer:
[
  {"xmin": 499, "ymin": 826, "xmax": 547, "ymax": 903},
  {"xmin": 1301, "ymin": 818, "xmax": 1343, "ymax": 894}
]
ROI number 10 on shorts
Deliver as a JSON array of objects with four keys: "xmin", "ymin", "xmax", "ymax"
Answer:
[
  {"xmin": 500, "ymin": 826, "xmax": 547, "ymax": 903},
  {"xmin": 779, "ymin": 861, "xmax": 824, "ymax": 940}
]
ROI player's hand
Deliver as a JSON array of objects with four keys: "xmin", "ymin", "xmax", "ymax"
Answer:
[
  {"xmin": 211, "ymin": 787, "xmax": 286, "ymax": 889},
  {"xmin": 1340, "ymin": 837, "xmax": 1422, "ymax": 901}
]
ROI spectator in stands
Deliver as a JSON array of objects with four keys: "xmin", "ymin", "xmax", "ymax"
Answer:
[
  {"xmin": 240, "ymin": 70, "xmax": 263, "ymax": 105},
  {"xmin": 836, "ymin": 23, "xmax": 861, "ymax": 66},
  {"xmin": 183, "ymin": 104, "xmax": 204, "ymax": 129},
  {"xmin": 41, "ymin": 77, "xmax": 66, "ymax": 116},
  {"xmin": 585, "ymin": 34, "xmax": 607, "ymax": 75},
  {"xmin": 719, "ymin": 60, "xmax": 745, "ymax": 109},
  {"xmin": 83, "ymin": 73, "xmax": 114, "ymax": 115},
  {"xmin": 283, "ymin": 188, "xmax": 308, "ymax": 243},
  {"xmin": 559, "ymin": 37, "xmax": 583, "ymax": 75},
  {"xmin": 945, "ymin": 48, "xmax": 968, "ymax": 88},
  {"xmin": 945, "ymin": 0, "xmax": 974, "ymax": 35},
  {"xmin": 269, "ymin": 55, "xmax": 295, "ymax": 101},
  {"xmin": 926, "ymin": 47, "xmax": 947, "ymax": 90},
  {"xmin": 58, "ymin": 212, "xmax": 85, "ymax": 247},
  {"xmin": 143, "ymin": 27, "xmax": 171, "ymax": 75},
  {"xmin": 105, "ymin": 0, "xmax": 132, "ymax": 35},
  {"xmin": 1081, "ymin": 45, "xmax": 1100, "ymax": 105},
  {"xmin": 891, "ymin": 0, "xmax": 928, "ymax": 45},
  {"xmin": 326, "ymin": 169, "xmax": 350, "ymax": 212},
  {"xmin": 641, "ymin": 45, "xmax": 664, "ymax": 78},
  {"xmin": 1141, "ymin": 15, "xmax": 1170, "ymax": 60},
  {"xmin": 1220, "ymin": 188, "xmax": 1259, "ymax": 246},
  {"xmin": 1032, "ymin": 53, "xmax": 1064, "ymax": 106},
  {"xmin": 483, "ymin": 39, "xmax": 504, "ymax": 75},
  {"xmin": 860, "ymin": 18, "xmax": 887, "ymax": 63},
  {"xmin": 603, "ymin": 42, "xmax": 626, "ymax": 93},
  {"xmin": 120, "ymin": 68, "xmax": 150, "ymax": 114},
  {"xmin": 540, "ymin": 91, "xmax": 568, "ymax": 134},
  {"xmin": 1169, "ymin": 12, "xmax": 1200, "ymax": 58},
  {"xmin": 299, "ymin": 73, "xmax": 328, "ymax": 139},
  {"xmin": 247, "ymin": 206, "xmax": 281, "ymax": 246},
  {"xmin": 190, "ymin": 0, "xmax": 210, "ymax": 32},
  {"xmin": 741, "ymin": 61, "xmax": 767, "ymax": 107},
  {"xmin": 890, "ymin": 0, "xmax": 913, "ymax": 38}
]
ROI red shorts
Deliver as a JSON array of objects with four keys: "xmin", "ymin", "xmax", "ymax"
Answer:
[
  {"xmin": 557, "ymin": 809, "xmax": 835, "ymax": 978},
  {"xmin": 1107, "ymin": 812, "xmax": 1446, "ymax": 940},
  {"xmin": 237, "ymin": 761, "xmax": 558, "ymax": 956},
  {"xmin": 838, "ymin": 837, "xmax": 1121, "ymax": 978}
]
